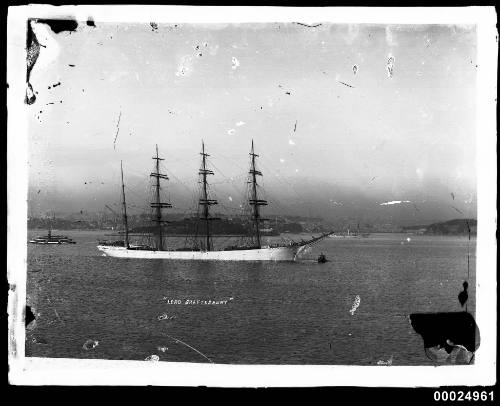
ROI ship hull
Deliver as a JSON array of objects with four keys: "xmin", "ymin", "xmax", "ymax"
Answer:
[{"xmin": 97, "ymin": 245, "xmax": 299, "ymax": 261}]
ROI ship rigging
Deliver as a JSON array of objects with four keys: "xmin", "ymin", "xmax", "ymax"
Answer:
[{"xmin": 97, "ymin": 140, "xmax": 332, "ymax": 260}]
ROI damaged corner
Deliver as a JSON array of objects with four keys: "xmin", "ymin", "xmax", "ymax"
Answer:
[
  {"xmin": 25, "ymin": 18, "xmax": 79, "ymax": 105},
  {"xmin": 25, "ymin": 19, "xmax": 40, "ymax": 105}
]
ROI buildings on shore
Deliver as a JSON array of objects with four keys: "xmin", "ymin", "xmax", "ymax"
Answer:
[{"xmin": 27, "ymin": 212, "xmax": 476, "ymax": 236}]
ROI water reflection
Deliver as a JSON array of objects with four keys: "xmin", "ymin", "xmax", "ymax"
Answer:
[{"xmin": 26, "ymin": 231, "xmax": 477, "ymax": 364}]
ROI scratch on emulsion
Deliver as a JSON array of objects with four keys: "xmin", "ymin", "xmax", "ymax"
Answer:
[
  {"xmin": 293, "ymin": 22, "xmax": 323, "ymax": 28},
  {"xmin": 113, "ymin": 109, "xmax": 122, "ymax": 150},
  {"xmin": 164, "ymin": 333, "xmax": 213, "ymax": 363},
  {"xmin": 338, "ymin": 80, "xmax": 355, "ymax": 89},
  {"xmin": 350, "ymin": 295, "xmax": 361, "ymax": 315}
]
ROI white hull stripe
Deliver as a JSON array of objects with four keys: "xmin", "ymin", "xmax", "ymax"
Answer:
[{"xmin": 97, "ymin": 245, "xmax": 298, "ymax": 261}]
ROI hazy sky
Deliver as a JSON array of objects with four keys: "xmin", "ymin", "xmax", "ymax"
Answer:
[{"xmin": 26, "ymin": 21, "xmax": 477, "ymax": 223}]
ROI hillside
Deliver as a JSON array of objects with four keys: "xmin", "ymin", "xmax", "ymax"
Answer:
[{"xmin": 407, "ymin": 219, "xmax": 477, "ymax": 235}]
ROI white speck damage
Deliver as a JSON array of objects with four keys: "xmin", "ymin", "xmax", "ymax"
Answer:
[
  {"xmin": 176, "ymin": 55, "xmax": 194, "ymax": 77},
  {"xmin": 377, "ymin": 355, "xmax": 393, "ymax": 366},
  {"xmin": 387, "ymin": 54, "xmax": 395, "ymax": 78},
  {"xmin": 82, "ymin": 339, "xmax": 99, "ymax": 350},
  {"xmin": 380, "ymin": 200, "xmax": 411, "ymax": 206},
  {"xmin": 350, "ymin": 295, "xmax": 361, "ymax": 315},
  {"xmin": 231, "ymin": 56, "xmax": 240, "ymax": 70}
]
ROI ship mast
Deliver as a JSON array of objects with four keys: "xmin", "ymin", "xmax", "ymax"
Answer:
[
  {"xmin": 120, "ymin": 161, "xmax": 130, "ymax": 248},
  {"xmin": 47, "ymin": 212, "xmax": 56, "ymax": 238},
  {"xmin": 150, "ymin": 145, "xmax": 172, "ymax": 251},
  {"xmin": 48, "ymin": 213, "xmax": 55, "ymax": 238},
  {"xmin": 198, "ymin": 141, "xmax": 218, "ymax": 251},
  {"xmin": 248, "ymin": 140, "xmax": 268, "ymax": 248}
]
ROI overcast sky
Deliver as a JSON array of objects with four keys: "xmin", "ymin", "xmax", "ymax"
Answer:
[{"xmin": 26, "ymin": 21, "xmax": 477, "ymax": 223}]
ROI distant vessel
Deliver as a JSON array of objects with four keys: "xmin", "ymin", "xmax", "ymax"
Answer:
[
  {"xmin": 29, "ymin": 228, "xmax": 76, "ymax": 244},
  {"xmin": 328, "ymin": 224, "xmax": 370, "ymax": 238},
  {"xmin": 98, "ymin": 141, "xmax": 332, "ymax": 261}
]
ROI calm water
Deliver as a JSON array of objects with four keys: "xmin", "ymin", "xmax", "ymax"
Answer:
[{"xmin": 26, "ymin": 230, "xmax": 476, "ymax": 365}]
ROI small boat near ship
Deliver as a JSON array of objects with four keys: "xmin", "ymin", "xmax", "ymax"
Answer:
[
  {"xmin": 29, "ymin": 229, "xmax": 76, "ymax": 244},
  {"xmin": 317, "ymin": 253, "xmax": 327, "ymax": 263},
  {"xmin": 98, "ymin": 141, "xmax": 332, "ymax": 261}
]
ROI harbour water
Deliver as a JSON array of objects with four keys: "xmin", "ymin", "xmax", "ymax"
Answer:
[{"xmin": 26, "ymin": 231, "xmax": 476, "ymax": 365}]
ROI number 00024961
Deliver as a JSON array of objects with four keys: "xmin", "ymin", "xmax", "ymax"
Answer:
[{"xmin": 433, "ymin": 391, "xmax": 494, "ymax": 402}]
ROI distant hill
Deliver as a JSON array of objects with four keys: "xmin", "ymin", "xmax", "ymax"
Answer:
[
  {"xmin": 424, "ymin": 219, "xmax": 477, "ymax": 235},
  {"xmin": 402, "ymin": 219, "xmax": 476, "ymax": 235},
  {"xmin": 28, "ymin": 217, "xmax": 97, "ymax": 230}
]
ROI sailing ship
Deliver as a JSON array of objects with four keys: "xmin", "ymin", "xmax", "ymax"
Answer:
[{"xmin": 97, "ymin": 141, "xmax": 332, "ymax": 261}]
